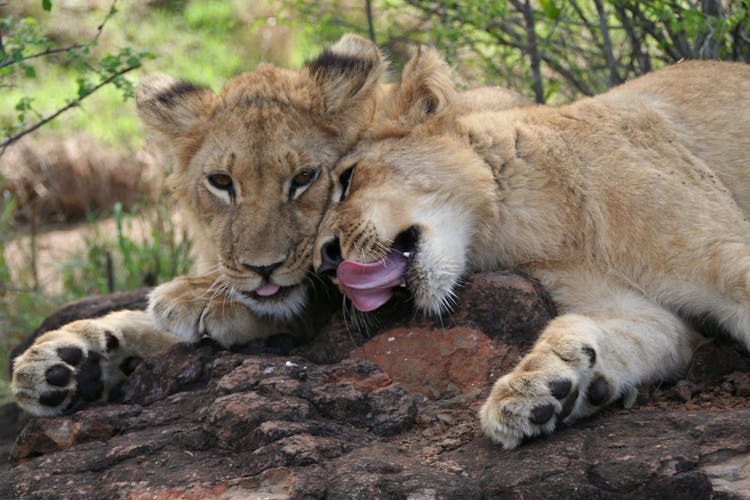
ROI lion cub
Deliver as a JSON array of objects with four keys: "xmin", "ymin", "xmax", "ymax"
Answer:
[
  {"xmin": 314, "ymin": 48, "xmax": 750, "ymax": 448},
  {"xmin": 11, "ymin": 34, "xmax": 389, "ymax": 416}
]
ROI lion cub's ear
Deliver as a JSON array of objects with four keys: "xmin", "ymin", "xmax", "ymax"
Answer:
[
  {"xmin": 387, "ymin": 45, "xmax": 457, "ymax": 127},
  {"xmin": 305, "ymin": 34, "xmax": 386, "ymax": 115},
  {"xmin": 136, "ymin": 74, "xmax": 218, "ymax": 141}
]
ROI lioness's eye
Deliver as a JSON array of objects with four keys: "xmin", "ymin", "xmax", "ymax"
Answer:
[
  {"xmin": 207, "ymin": 173, "xmax": 234, "ymax": 191},
  {"xmin": 338, "ymin": 164, "xmax": 356, "ymax": 202},
  {"xmin": 289, "ymin": 167, "xmax": 320, "ymax": 199}
]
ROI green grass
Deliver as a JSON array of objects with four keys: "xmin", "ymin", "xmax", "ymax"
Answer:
[
  {"xmin": 1, "ymin": 0, "xmax": 333, "ymax": 150},
  {"xmin": 58, "ymin": 202, "xmax": 193, "ymax": 298}
]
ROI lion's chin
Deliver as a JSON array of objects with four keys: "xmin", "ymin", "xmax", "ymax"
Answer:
[{"xmin": 230, "ymin": 285, "xmax": 308, "ymax": 320}]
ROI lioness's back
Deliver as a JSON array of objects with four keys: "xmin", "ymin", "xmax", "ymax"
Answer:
[{"xmin": 597, "ymin": 60, "xmax": 750, "ymax": 213}]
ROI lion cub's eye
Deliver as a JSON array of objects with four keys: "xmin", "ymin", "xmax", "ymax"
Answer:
[
  {"xmin": 289, "ymin": 167, "xmax": 320, "ymax": 199},
  {"xmin": 338, "ymin": 164, "xmax": 356, "ymax": 202},
  {"xmin": 207, "ymin": 173, "xmax": 234, "ymax": 191}
]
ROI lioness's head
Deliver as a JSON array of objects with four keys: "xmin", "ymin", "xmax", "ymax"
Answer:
[
  {"xmin": 313, "ymin": 46, "xmax": 502, "ymax": 315},
  {"xmin": 137, "ymin": 35, "xmax": 386, "ymax": 319}
]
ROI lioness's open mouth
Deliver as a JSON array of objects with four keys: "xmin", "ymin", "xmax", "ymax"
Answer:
[{"xmin": 337, "ymin": 226, "xmax": 420, "ymax": 311}]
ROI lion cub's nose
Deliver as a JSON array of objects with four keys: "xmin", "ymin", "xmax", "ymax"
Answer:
[
  {"xmin": 318, "ymin": 237, "xmax": 343, "ymax": 276},
  {"xmin": 242, "ymin": 260, "xmax": 284, "ymax": 280}
]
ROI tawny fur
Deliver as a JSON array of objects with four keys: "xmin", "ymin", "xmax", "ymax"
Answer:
[{"xmin": 314, "ymin": 48, "xmax": 750, "ymax": 449}]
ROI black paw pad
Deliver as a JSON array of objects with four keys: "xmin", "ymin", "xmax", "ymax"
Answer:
[
  {"xmin": 549, "ymin": 379, "xmax": 572, "ymax": 399},
  {"xmin": 105, "ymin": 332, "xmax": 119, "ymax": 352},
  {"xmin": 76, "ymin": 354, "xmax": 103, "ymax": 402},
  {"xmin": 587, "ymin": 375, "xmax": 610, "ymax": 406},
  {"xmin": 39, "ymin": 390, "xmax": 68, "ymax": 407},
  {"xmin": 107, "ymin": 382, "xmax": 125, "ymax": 403},
  {"xmin": 529, "ymin": 403, "xmax": 555, "ymax": 425},
  {"xmin": 45, "ymin": 364, "xmax": 72, "ymax": 387},
  {"xmin": 57, "ymin": 346, "xmax": 83, "ymax": 367},
  {"xmin": 120, "ymin": 356, "xmax": 142, "ymax": 376}
]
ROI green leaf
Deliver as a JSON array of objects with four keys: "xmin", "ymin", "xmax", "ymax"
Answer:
[
  {"xmin": 539, "ymin": 0, "xmax": 561, "ymax": 20},
  {"xmin": 42, "ymin": 0, "xmax": 52, "ymax": 11}
]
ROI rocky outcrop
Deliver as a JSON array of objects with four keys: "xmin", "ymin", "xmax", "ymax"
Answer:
[{"xmin": 2, "ymin": 272, "xmax": 750, "ymax": 498}]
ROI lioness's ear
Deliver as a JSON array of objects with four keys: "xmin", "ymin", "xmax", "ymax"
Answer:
[
  {"xmin": 389, "ymin": 45, "xmax": 457, "ymax": 125},
  {"xmin": 136, "ymin": 74, "xmax": 217, "ymax": 141},
  {"xmin": 305, "ymin": 34, "xmax": 386, "ymax": 114}
]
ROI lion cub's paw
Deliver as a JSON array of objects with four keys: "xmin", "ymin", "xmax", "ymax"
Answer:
[
  {"xmin": 12, "ymin": 318, "xmax": 143, "ymax": 416},
  {"xmin": 148, "ymin": 277, "xmax": 210, "ymax": 344},
  {"xmin": 480, "ymin": 317, "xmax": 627, "ymax": 449},
  {"xmin": 149, "ymin": 276, "xmax": 268, "ymax": 348}
]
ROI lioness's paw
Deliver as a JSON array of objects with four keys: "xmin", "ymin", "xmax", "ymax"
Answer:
[
  {"xmin": 480, "ymin": 317, "xmax": 631, "ymax": 449},
  {"xmin": 12, "ymin": 323, "xmax": 140, "ymax": 416}
]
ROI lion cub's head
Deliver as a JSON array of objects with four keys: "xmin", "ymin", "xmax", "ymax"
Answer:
[
  {"xmin": 137, "ymin": 35, "xmax": 385, "ymax": 319},
  {"xmin": 314, "ymin": 46, "xmax": 511, "ymax": 315}
]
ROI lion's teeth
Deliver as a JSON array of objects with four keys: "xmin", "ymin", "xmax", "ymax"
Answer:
[{"xmin": 402, "ymin": 251, "xmax": 411, "ymax": 258}]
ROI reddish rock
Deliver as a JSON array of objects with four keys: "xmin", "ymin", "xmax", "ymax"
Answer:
[{"xmin": 351, "ymin": 326, "xmax": 504, "ymax": 398}]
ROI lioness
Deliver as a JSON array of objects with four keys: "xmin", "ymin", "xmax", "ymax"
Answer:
[
  {"xmin": 11, "ymin": 34, "xmax": 389, "ymax": 416},
  {"xmin": 313, "ymin": 48, "xmax": 750, "ymax": 448}
]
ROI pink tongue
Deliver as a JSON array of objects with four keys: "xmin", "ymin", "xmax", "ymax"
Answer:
[
  {"xmin": 337, "ymin": 249, "xmax": 407, "ymax": 312},
  {"xmin": 255, "ymin": 284, "xmax": 280, "ymax": 297}
]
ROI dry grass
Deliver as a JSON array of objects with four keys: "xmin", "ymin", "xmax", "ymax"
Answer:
[{"xmin": 1, "ymin": 133, "xmax": 164, "ymax": 226}]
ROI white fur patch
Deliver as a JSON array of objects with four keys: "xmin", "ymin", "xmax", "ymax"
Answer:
[{"xmin": 409, "ymin": 197, "xmax": 473, "ymax": 314}]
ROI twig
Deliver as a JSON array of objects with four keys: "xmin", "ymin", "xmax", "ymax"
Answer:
[
  {"xmin": 0, "ymin": 65, "xmax": 138, "ymax": 153},
  {"xmin": 594, "ymin": 0, "xmax": 621, "ymax": 86},
  {"xmin": 1, "ymin": 0, "xmax": 117, "ymax": 70},
  {"xmin": 364, "ymin": 0, "xmax": 376, "ymax": 44},
  {"xmin": 0, "ymin": 44, "xmax": 85, "ymax": 70},
  {"xmin": 30, "ymin": 202, "xmax": 38, "ymax": 291},
  {"xmin": 106, "ymin": 250, "xmax": 115, "ymax": 293},
  {"xmin": 94, "ymin": 0, "xmax": 119, "ymax": 43},
  {"xmin": 509, "ymin": 0, "xmax": 544, "ymax": 102}
]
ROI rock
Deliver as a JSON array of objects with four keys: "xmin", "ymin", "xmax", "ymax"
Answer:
[
  {"xmin": 2, "ymin": 272, "xmax": 750, "ymax": 498},
  {"xmin": 351, "ymin": 326, "xmax": 502, "ymax": 399}
]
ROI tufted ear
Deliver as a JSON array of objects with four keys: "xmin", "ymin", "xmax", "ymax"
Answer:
[
  {"xmin": 135, "ymin": 74, "xmax": 218, "ymax": 141},
  {"xmin": 384, "ymin": 45, "xmax": 458, "ymax": 127},
  {"xmin": 305, "ymin": 34, "xmax": 386, "ymax": 115}
]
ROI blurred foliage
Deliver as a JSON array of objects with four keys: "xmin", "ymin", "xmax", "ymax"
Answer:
[
  {"xmin": 59, "ymin": 202, "xmax": 192, "ymax": 298},
  {"xmin": 0, "ymin": 1, "xmax": 153, "ymax": 152},
  {"xmin": 289, "ymin": 0, "xmax": 750, "ymax": 102}
]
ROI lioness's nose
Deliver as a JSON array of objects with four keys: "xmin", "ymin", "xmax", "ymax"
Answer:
[
  {"xmin": 318, "ymin": 236, "xmax": 343, "ymax": 276},
  {"xmin": 242, "ymin": 260, "xmax": 283, "ymax": 280}
]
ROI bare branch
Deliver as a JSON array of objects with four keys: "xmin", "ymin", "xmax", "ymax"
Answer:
[
  {"xmin": 364, "ymin": 0, "xmax": 376, "ymax": 43},
  {"xmin": 509, "ymin": 0, "xmax": 544, "ymax": 102},
  {"xmin": 613, "ymin": 4, "xmax": 652, "ymax": 74},
  {"xmin": 594, "ymin": 0, "xmax": 621, "ymax": 85},
  {"xmin": 623, "ymin": 3, "xmax": 684, "ymax": 61},
  {"xmin": 0, "ymin": 44, "xmax": 85, "ymax": 70}
]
